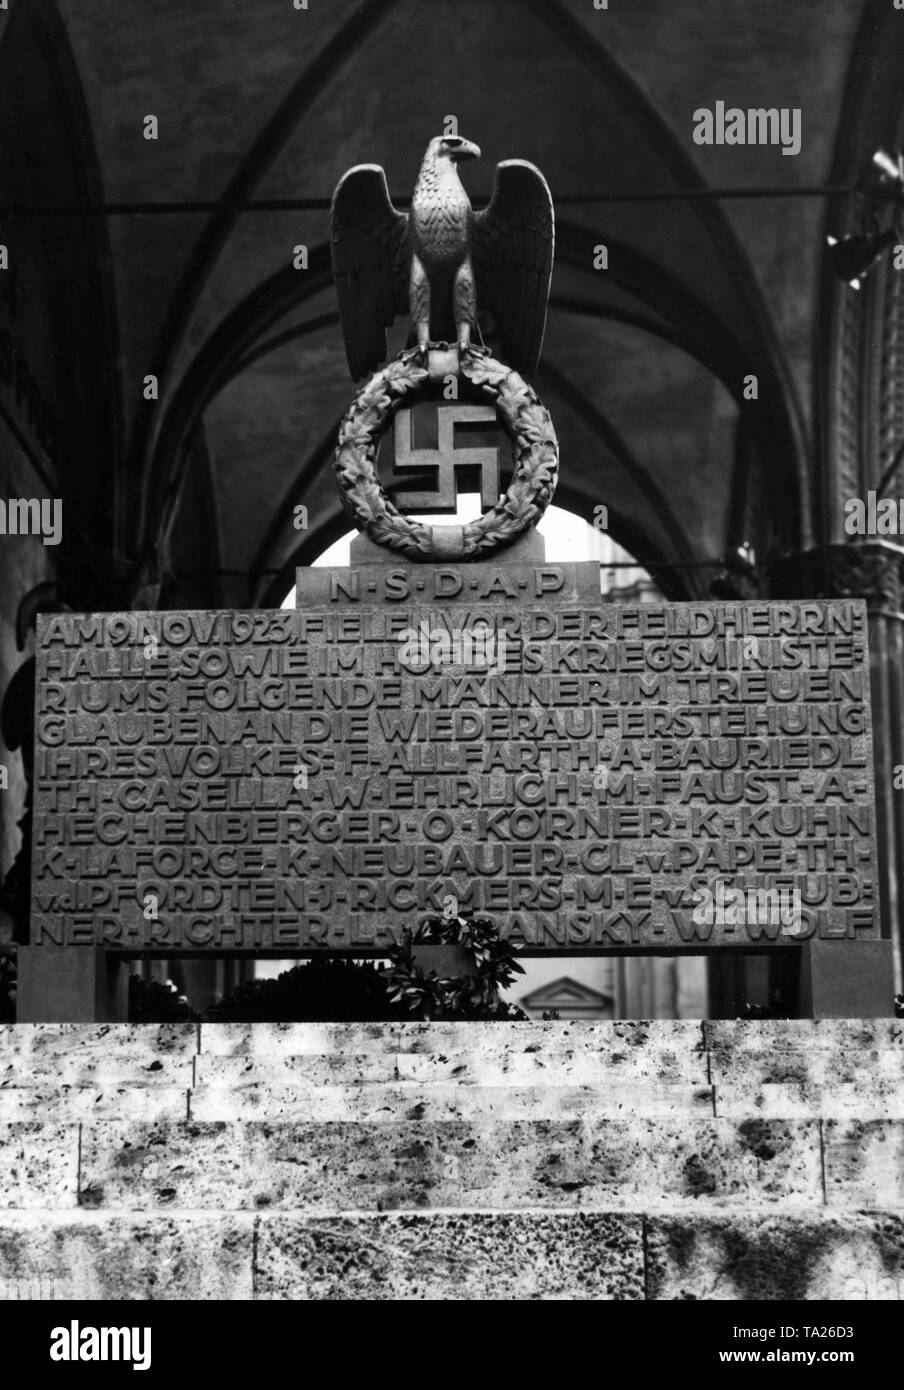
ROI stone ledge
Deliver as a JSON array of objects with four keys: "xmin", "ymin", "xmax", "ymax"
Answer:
[
  {"xmin": 2, "ymin": 1020, "xmax": 899, "ymax": 1065},
  {"xmin": 714, "ymin": 1083, "xmax": 904, "ymax": 1120},
  {"xmin": 394, "ymin": 1047, "xmax": 706, "ymax": 1084},
  {"xmin": 193, "ymin": 1048, "xmax": 708, "ymax": 1087},
  {"xmin": 0, "ymin": 1022, "xmax": 195, "ymax": 1087},
  {"xmin": 199, "ymin": 1022, "xmax": 402, "ymax": 1056},
  {"xmin": 198, "ymin": 1020, "xmax": 706, "ymax": 1056},
  {"xmin": 703, "ymin": 1020, "xmax": 904, "ymax": 1050},
  {"xmin": 0, "ymin": 1087, "xmax": 188, "ymax": 1122},
  {"xmin": 190, "ymin": 1081, "xmax": 714, "ymax": 1122},
  {"xmin": 0, "ymin": 1024, "xmax": 197, "ymax": 1058}
]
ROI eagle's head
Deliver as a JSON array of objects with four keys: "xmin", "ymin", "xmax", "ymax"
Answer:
[{"xmin": 427, "ymin": 134, "xmax": 481, "ymax": 164}]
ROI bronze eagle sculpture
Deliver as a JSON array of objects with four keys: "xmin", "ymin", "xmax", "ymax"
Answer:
[{"xmin": 330, "ymin": 135, "xmax": 554, "ymax": 381}]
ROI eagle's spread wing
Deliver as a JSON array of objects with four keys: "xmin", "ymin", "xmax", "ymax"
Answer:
[
  {"xmin": 472, "ymin": 160, "xmax": 554, "ymax": 377},
  {"xmin": 330, "ymin": 165, "xmax": 409, "ymax": 380}
]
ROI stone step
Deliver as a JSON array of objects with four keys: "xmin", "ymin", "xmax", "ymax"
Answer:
[
  {"xmin": 190, "ymin": 1079, "xmax": 899, "ymax": 1123},
  {"xmin": 1, "ymin": 1124, "xmax": 80, "ymax": 1208},
  {"xmin": 713, "ymin": 1083, "xmax": 904, "ymax": 1119},
  {"xmin": 253, "ymin": 1208, "xmax": 644, "ymax": 1300},
  {"xmin": 703, "ymin": 1019, "xmax": 904, "ymax": 1051},
  {"xmin": 710, "ymin": 1051, "xmax": 904, "ymax": 1117},
  {"xmin": 13, "ymin": 1040, "xmax": 897, "ymax": 1092},
  {"xmin": 5, "ymin": 1020, "xmax": 897, "ymax": 1067},
  {"xmin": 3, "ymin": 1019, "xmax": 900, "ymax": 1055},
  {"xmin": 0, "ymin": 1023, "xmax": 195, "ymax": 1087},
  {"xmin": 0, "ymin": 1087, "xmax": 188, "ymax": 1123},
  {"xmin": 193, "ymin": 1048, "xmax": 708, "ymax": 1088},
  {"xmin": 190, "ymin": 1082, "xmax": 713, "ymax": 1122},
  {"xmin": 195, "ymin": 1053, "xmax": 401, "ymax": 1086},
  {"xmin": 2, "ymin": 1023, "xmax": 898, "ymax": 1105},
  {"xmin": 0, "ymin": 1204, "xmax": 900, "ymax": 1301},
  {"xmin": 66, "ymin": 1117, "xmax": 832, "ymax": 1211},
  {"xmin": 229, "ymin": 1207, "xmax": 904, "ymax": 1300},
  {"xmin": 0, "ymin": 1207, "xmax": 901, "ymax": 1300},
  {"xmin": 198, "ymin": 1019, "xmax": 705, "ymax": 1057},
  {"xmin": 0, "ymin": 1056, "xmax": 193, "ymax": 1088},
  {"xmin": 646, "ymin": 1209, "xmax": 904, "ymax": 1301},
  {"xmin": 0, "ymin": 1076, "xmax": 893, "ymax": 1123},
  {"xmin": 0, "ymin": 1210, "xmax": 254, "ymax": 1301},
  {"xmin": 0, "ymin": 1209, "xmax": 644, "ymax": 1300},
  {"xmin": 710, "ymin": 1049, "xmax": 904, "ymax": 1086},
  {"xmin": 0, "ymin": 1023, "xmax": 196, "ymax": 1061},
  {"xmin": 823, "ymin": 1119, "xmax": 904, "ymax": 1206}
]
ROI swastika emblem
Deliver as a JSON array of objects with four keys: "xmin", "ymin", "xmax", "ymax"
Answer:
[{"xmin": 392, "ymin": 403, "xmax": 501, "ymax": 513}]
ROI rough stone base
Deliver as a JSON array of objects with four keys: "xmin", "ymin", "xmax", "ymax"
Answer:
[
  {"xmin": 646, "ymin": 1211, "xmax": 904, "ymax": 1301},
  {"xmin": 0, "ymin": 1212, "xmax": 253, "ymax": 1301},
  {"xmin": 1, "ymin": 1209, "xmax": 901, "ymax": 1301},
  {"xmin": 0, "ymin": 1020, "xmax": 900, "ymax": 1300}
]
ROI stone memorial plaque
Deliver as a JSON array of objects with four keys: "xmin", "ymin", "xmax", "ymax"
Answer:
[{"xmin": 29, "ymin": 567, "xmax": 880, "ymax": 955}]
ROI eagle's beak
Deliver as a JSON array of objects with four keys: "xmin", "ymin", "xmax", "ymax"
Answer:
[{"xmin": 456, "ymin": 140, "xmax": 481, "ymax": 161}]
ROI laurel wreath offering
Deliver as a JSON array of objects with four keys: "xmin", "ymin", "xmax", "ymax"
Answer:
[
  {"xmin": 385, "ymin": 912, "xmax": 525, "ymax": 1020},
  {"xmin": 332, "ymin": 346, "xmax": 559, "ymax": 560}
]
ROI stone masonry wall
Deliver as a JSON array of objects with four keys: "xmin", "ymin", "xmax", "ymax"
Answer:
[{"xmin": 0, "ymin": 1020, "xmax": 902, "ymax": 1300}]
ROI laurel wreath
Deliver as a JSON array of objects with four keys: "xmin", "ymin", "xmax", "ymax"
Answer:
[
  {"xmin": 332, "ymin": 347, "xmax": 559, "ymax": 559},
  {"xmin": 385, "ymin": 913, "xmax": 525, "ymax": 1020}
]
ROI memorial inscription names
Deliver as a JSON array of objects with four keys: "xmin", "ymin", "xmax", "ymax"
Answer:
[{"xmin": 30, "ymin": 559, "xmax": 879, "ymax": 956}]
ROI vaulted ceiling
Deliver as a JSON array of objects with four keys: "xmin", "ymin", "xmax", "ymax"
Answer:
[{"xmin": 0, "ymin": 0, "xmax": 886, "ymax": 610}]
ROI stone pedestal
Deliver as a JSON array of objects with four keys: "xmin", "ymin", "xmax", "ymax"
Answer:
[
  {"xmin": 770, "ymin": 540, "xmax": 904, "ymax": 1000},
  {"xmin": 798, "ymin": 938, "xmax": 895, "ymax": 1019},
  {"xmin": 16, "ymin": 946, "xmax": 127, "ymax": 1022}
]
